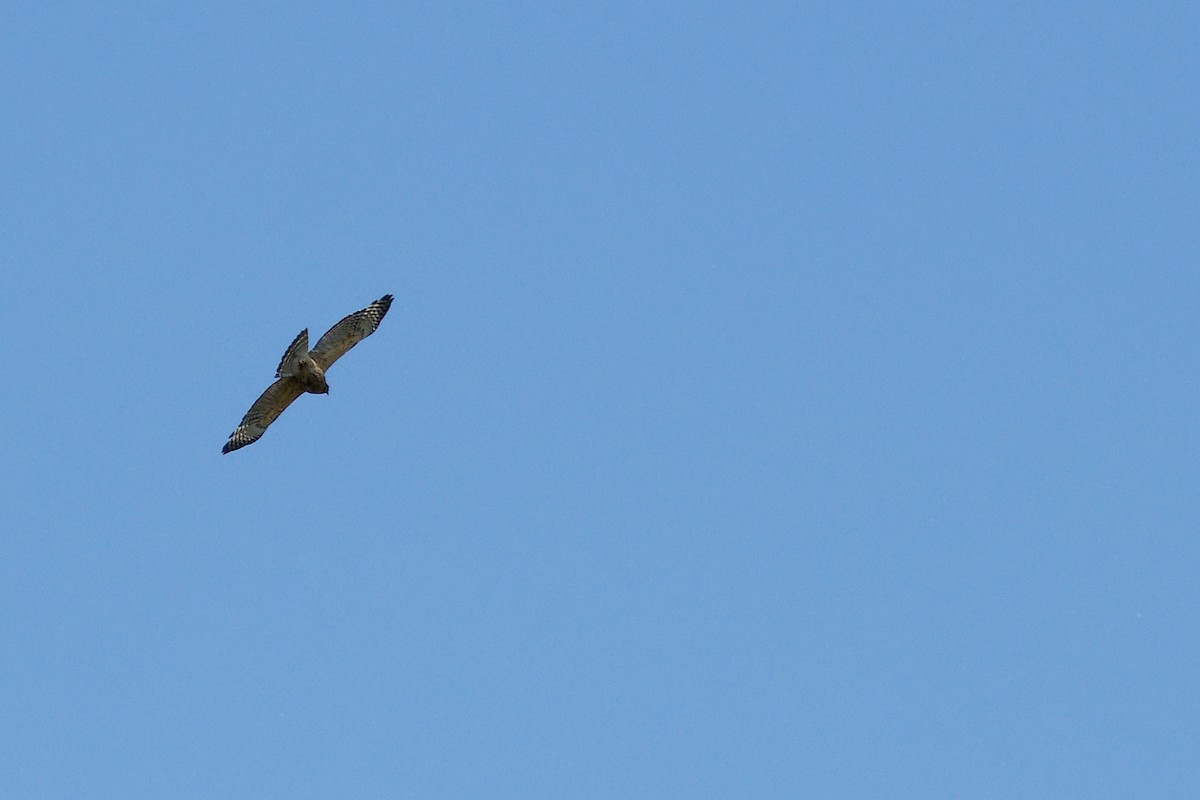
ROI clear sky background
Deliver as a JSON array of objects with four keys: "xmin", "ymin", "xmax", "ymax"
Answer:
[{"xmin": 1, "ymin": 3, "xmax": 1196, "ymax": 797}]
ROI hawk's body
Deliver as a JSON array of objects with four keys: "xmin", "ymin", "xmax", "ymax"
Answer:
[{"xmin": 222, "ymin": 294, "xmax": 393, "ymax": 454}]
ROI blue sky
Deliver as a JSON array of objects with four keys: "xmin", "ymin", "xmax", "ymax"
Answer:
[{"xmin": 1, "ymin": 2, "xmax": 1197, "ymax": 797}]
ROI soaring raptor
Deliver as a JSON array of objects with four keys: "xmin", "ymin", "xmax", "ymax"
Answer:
[{"xmin": 222, "ymin": 294, "xmax": 393, "ymax": 454}]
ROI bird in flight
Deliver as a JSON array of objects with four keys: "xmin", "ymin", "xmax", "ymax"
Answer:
[{"xmin": 222, "ymin": 294, "xmax": 394, "ymax": 454}]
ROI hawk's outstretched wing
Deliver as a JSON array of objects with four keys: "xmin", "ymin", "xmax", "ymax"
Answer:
[
  {"xmin": 310, "ymin": 294, "xmax": 393, "ymax": 372},
  {"xmin": 222, "ymin": 378, "xmax": 305, "ymax": 454}
]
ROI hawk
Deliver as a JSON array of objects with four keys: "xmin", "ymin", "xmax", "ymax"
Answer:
[{"xmin": 222, "ymin": 294, "xmax": 394, "ymax": 454}]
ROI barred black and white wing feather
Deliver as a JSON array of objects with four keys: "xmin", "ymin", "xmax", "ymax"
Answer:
[
  {"xmin": 311, "ymin": 294, "xmax": 393, "ymax": 371},
  {"xmin": 222, "ymin": 378, "xmax": 305, "ymax": 454}
]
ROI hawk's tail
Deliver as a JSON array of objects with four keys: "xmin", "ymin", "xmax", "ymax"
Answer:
[{"xmin": 275, "ymin": 329, "xmax": 310, "ymax": 378}]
